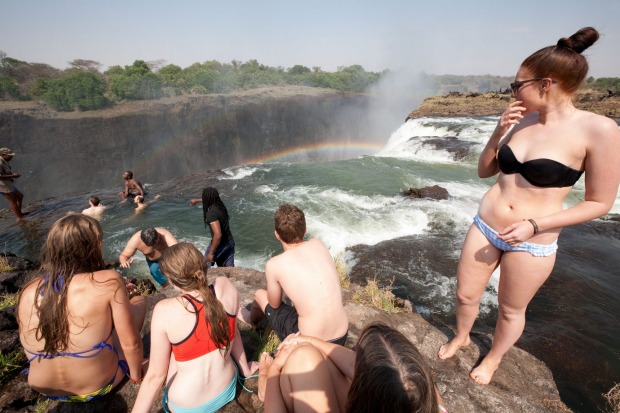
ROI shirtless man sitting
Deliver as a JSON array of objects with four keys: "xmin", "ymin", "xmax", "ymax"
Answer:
[
  {"xmin": 118, "ymin": 171, "xmax": 144, "ymax": 202},
  {"xmin": 241, "ymin": 204, "xmax": 349, "ymax": 345},
  {"xmin": 119, "ymin": 227, "xmax": 178, "ymax": 288},
  {"xmin": 82, "ymin": 195, "xmax": 107, "ymax": 220}
]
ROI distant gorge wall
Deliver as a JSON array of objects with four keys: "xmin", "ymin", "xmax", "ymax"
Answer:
[{"xmin": 0, "ymin": 88, "xmax": 376, "ymax": 201}]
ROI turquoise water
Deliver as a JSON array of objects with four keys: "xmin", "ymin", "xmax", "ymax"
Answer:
[{"xmin": 2, "ymin": 116, "xmax": 619, "ymax": 411}]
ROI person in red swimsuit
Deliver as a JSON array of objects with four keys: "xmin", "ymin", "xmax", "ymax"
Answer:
[{"xmin": 132, "ymin": 242, "xmax": 258, "ymax": 413}]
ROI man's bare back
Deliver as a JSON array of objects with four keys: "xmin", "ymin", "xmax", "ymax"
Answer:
[
  {"xmin": 266, "ymin": 238, "xmax": 349, "ymax": 340},
  {"xmin": 243, "ymin": 204, "xmax": 348, "ymax": 343}
]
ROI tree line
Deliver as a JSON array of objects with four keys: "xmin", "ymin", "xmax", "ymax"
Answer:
[
  {"xmin": 0, "ymin": 52, "xmax": 383, "ymax": 111},
  {"xmin": 1, "ymin": 51, "xmax": 618, "ymax": 112}
]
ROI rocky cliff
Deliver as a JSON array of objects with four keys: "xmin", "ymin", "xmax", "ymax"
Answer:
[
  {"xmin": 0, "ymin": 257, "xmax": 571, "ymax": 413},
  {"xmin": 407, "ymin": 90, "xmax": 620, "ymax": 119},
  {"xmin": 0, "ymin": 87, "xmax": 377, "ymax": 201}
]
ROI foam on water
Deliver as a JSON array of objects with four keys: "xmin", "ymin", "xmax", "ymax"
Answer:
[{"xmin": 221, "ymin": 165, "xmax": 270, "ymax": 180}]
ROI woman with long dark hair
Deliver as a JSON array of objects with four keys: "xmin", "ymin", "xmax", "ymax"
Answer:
[
  {"xmin": 17, "ymin": 214, "xmax": 146, "ymax": 402},
  {"xmin": 189, "ymin": 187, "xmax": 235, "ymax": 267},
  {"xmin": 260, "ymin": 322, "xmax": 447, "ymax": 413},
  {"xmin": 438, "ymin": 27, "xmax": 620, "ymax": 384},
  {"xmin": 132, "ymin": 242, "xmax": 257, "ymax": 413}
]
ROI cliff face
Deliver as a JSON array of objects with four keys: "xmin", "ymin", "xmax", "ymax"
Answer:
[
  {"xmin": 0, "ymin": 87, "xmax": 376, "ymax": 201},
  {"xmin": 407, "ymin": 90, "xmax": 620, "ymax": 119}
]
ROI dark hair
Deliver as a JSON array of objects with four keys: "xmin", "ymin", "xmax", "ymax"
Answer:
[
  {"xmin": 159, "ymin": 243, "xmax": 231, "ymax": 356},
  {"xmin": 201, "ymin": 187, "xmax": 229, "ymax": 229},
  {"xmin": 274, "ymin": 204, "xmax": 306, "ymax": 244},
  {"xmin": 89, "ymin": 195, "xmax": 100, "ymax": 206},
  {"xmin": 521, "ymin": 27, "xmax": 599, "ymax": 94},
  {"xmin": 20, "ymin": 214, "xmax": 106, "ymax": 354},
  {"xmin": 346, "ymin": 322, "xmax": 439, "ymax": 413},
  {"xmin": 135, "ymin": 195, "xmax": 144, "ymax": 203},
  {"xmin": 140, "ymin": 227, "xmax": 158, "ymax": 246},
  {"xmin": 124, "ymin": 171, "xmax": 133, "ymax": 179}
]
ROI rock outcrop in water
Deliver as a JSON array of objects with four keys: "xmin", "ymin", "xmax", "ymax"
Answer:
[
  {"xmin": 0, "ymin": 255, "xmax": 571, "ymax": 413},
  {"xmin": 0, "ymin": 87, "xmax": 377, "ymax": 201}
]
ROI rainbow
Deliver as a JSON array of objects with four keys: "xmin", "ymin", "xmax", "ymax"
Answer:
[{"xmin": 242, "ymin": 141, "xmax": 385, "ymax": 165}]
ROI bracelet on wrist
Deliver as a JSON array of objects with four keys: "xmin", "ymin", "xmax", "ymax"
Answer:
[{"xmin": 527, "ymin": 219, "xmax": 539, "ymax": 234}]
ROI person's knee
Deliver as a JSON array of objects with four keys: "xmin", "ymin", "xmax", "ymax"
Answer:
[
  {"xmin": 254, "ymin": 289, "xmax": 268, "ymax": 307},
  {"xmin": 455, "ymin": 289, "xmax": 481, "ymax": 307},
  {"xmin": 497, "ymin": 305, "xmax": 525, "ymax": 323},
  {"xmin": 283, "ymin": 343, "xmax": 324, "ymax": 373}
]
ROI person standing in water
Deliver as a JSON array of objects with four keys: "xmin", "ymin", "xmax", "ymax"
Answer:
[
  {"xmin": 438, "ymin": 27, "xmax": 620, "ymax": 385},
  {"xmin": 0, "ymin": 147, "xmax": 28, "ymax": 219},
  {"xmin": 82, "ymin": 195, "xmax": 108, "ymax": 220},
  {"xmin": 118, "ymin": 171, "xmax": 144, "ymax": 202},
  {"xmin": 189, "ymin": 187, "xmax": 235, "ymax": 267}
]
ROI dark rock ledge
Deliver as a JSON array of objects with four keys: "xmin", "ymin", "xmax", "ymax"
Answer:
[{"xmin": 0, "ymin": 256, "xmax": 570, "ymax": 413}]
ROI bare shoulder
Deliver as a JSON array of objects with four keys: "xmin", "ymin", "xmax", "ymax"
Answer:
[
  {"xmin": 156, "ymin": 227, "xmax": 172, "ymax": 236},
  {"xmin": 212, "ymin": 276, "xmax": 238, "ymax": 314},
  {"xmin": 578, "ymin": 110, "xmax": 620, "ymax": 137},
  {"xmin": 265, "ymin": 253, "xmax": 286, "ymax": 279},
  {"xmin": 153, "ymin": 296, "xmax": 179, "ymax": 317},
  {"xmin": 91, "ymin": 269, "xmax": 123, "ymax": 283},
  {"xmin": 18, "ymin": 277, "xmax": 42, "ymax": 309}
]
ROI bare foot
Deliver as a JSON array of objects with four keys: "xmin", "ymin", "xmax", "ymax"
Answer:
[
  {"xmin": 257, "ymin": 352, "xmax": 273, "ymax": 402},
  {"xmin": 437, "ymin": 335, "xmax": 471, "ymax": 359},
  {"xmin": 469, "ymin": 357, "xmax": 501, "ymax": 385},
  {"xmin": 237, "ymin": 307, "xmax": 253, "ymax": 325}
]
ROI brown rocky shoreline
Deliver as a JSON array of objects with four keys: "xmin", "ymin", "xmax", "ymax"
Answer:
[
  {"xmin": 407, "ymin": 90, "xmax": 620, "ymax": 119},
  {"xmin": 0, "ymin": 254, "xmax": 572, "ymax": 413}
]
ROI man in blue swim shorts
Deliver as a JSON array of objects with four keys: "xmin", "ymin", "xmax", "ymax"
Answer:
[
  {"xmin": 119, "ymin": 227, "xmax": 178, "ymax": 287},
  {"xmin": 0, "ymin": 147, "xmax": 28, "ymax": 219}
]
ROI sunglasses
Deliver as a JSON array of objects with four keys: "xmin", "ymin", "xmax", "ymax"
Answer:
[{"xmin": 510, "ymin": 78, "xmax": 557, "ymax": 94}]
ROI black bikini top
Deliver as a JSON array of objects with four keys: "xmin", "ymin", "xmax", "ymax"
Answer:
[{"xmin": 497, "ymin": 144, "xmax": 584, "ymax": 188}]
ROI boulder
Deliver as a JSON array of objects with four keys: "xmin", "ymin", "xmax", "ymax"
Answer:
[{"xmin": 403, "ymin": 185, "xmax": 450, "ymax": 200}]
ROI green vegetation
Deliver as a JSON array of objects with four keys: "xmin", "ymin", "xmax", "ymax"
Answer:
[
  {"xmin": 0, "ymin": 350, "xmax": 26, "ymax": 386},
  {"xmin": 588, "ymin": 76, "xmax": 620, "ymax": 94},
  {"xmin": 245, "ymin": 326, "xmax": 281, "ymax": 361},
  {"xmin": 352, "ymin": 278, "xmax": 401, "ymax": 314},
  {"xmin": 2, "ymin": 50, "xmax": 618, "ymax": 112},
  {"xmin": 0, "ymin": 256, "xmax": 14, "ymax": 273},
  {"xmin": 0, "ymin": 294, "xmax": 17, "ymax": 311},
  {"xmin": 0, "ymin": 51, "xmax": 383, "ymax": 111},
  {"xmin": 334, "ymin": 253, "xmax": 350, "ymax": 289},
  {"xmin": 34, "ymin": 70, "xmax": 107, "ymax": 111}
]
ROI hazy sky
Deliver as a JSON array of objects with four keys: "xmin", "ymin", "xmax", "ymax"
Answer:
[{"xmin": 2, "ymin": 0, "xmax": 619, "ymax": 78}]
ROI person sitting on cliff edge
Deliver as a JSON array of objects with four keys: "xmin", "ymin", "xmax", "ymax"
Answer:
[
  {"xmin": 0, "ymin": 147, "xmax": 28, "ymax": 220},
  {"xmin": 118, "ymin": 171, "xmax": 144, "ymax": 202},
  {"xmin": 239, "ymin": 203, "xmax": 349, "ymax": 346}
]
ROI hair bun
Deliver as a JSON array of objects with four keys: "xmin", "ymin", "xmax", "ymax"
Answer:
[{"xmin": 557, "ymin": 27, "xmax": 599, "ymax": 54}]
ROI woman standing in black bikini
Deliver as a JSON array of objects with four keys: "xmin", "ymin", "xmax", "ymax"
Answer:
[{"xmin": 438, "ymin": 27, "xmax": 620, "ymax": 385}]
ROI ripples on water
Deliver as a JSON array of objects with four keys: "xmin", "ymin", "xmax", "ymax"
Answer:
[{"xmin": 2, "ymin": 116, "xmax": 619, "ymax": 411}]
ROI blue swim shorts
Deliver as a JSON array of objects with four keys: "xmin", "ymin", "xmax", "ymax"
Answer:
[
  {"xmin": 473, "ymin": 215, "xmax": 557, "ymax": 257},
  {"xmin": 145, "ymin": 258, "xmax": 168, "ymax": 286}
]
